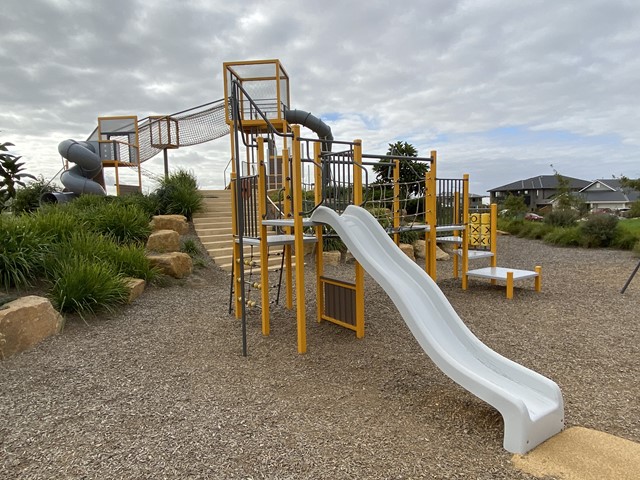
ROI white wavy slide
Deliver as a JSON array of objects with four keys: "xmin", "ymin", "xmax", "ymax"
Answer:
[{"xmin": 310, "ymin": 205, "xmax": 564, "ymax": 453}]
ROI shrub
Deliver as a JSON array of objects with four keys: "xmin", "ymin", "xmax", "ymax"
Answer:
[
  {"xmin": 86, "ymin": 202, "xmax": 152, "ymax": 245},
  {"xmin": 543, "ymin": 226, "xmax": 582, "ymax": 247},
  {"xmin": 121, "ymin": 192, "xmax": 161, "ymax": 218},
  {"xmin": 12, "ymin": 176, "xmax": 60, "ymax": 215},
  {"xmin": 155, "ymin": 169, "xmax": 203, "ymax": 220},
  {"xmin": 399, "ymin": 230, "xmax": 420, "ymax": 244},
  {"xmin": 47, "ymin": 255, "xmax": 128, "ymax": 315},
  {"xmin": 28, "ymin": 206, "xmax": 81, "ymax": 243},
  {"xmin": 611, "ymin": 228, "xmax": 639, "ymax": 250},
  {"xmin": 544, "ymin": 209, "xmax": 580, "ymax": 227},
  {"xmin": 627, "ymin": 200, "xmax": 640, "ymax": 219},
  {"xmin": 580, "ymin": 213, "xmax": 619, "ymax": 248},
  {"xmin": 515, "ymin": 221, "xmax": 552, "ymax": 240},
  {"xmin": 0, "ymin": 216, "xmax": 50, "ymax": 290},
  {"xmin": 181, "ymin": 238, "xmax": 201, "ymax": 257}
]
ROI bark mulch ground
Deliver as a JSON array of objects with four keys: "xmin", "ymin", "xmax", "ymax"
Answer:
[{"xmin": 1, "ymin": 235, "xmax": 638, "ymax": 479}]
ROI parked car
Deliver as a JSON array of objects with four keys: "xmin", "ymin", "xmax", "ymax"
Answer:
[{"xmin": 524, "ymin": 212, "xmax": 544, "ymax": 222}]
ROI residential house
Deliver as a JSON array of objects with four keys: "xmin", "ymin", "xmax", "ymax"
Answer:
[
  {"xmin": 579, "ymin": 179, "xmax": 640, "ymax": 212},
  {"xmin": 488, "ymin": 175, "xmax": 590, "ymax": 211}
]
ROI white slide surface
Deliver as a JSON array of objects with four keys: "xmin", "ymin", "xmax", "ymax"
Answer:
[{"xmin": 310, "ymin": 205, "xmax": 564, "ymax": 453}]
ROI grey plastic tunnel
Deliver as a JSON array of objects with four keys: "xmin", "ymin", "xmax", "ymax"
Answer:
[
  {"xmin": 284, "ymin": 109, "xmax": 333, "ymax": 153},
  {"xmin": 58, "ymin": 139, "xmax": 107, "ymax": 196}
]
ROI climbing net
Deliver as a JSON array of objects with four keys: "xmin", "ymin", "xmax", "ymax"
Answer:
[
  {"xmin": 363, "ymin": 179, "xmax": 426, "ymax": 233},
  {"xmin": 132, "ymin": 99, "xmax": 230, "ymax": 163}
]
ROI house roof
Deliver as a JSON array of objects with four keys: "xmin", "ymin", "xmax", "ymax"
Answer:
[
  {"xmin": 488, "ymin": 175, "xmax": 590, "ymax": 192},
  {"xmin": 580, "ymin": 179, "xmax": 640, "ymax": 203}
]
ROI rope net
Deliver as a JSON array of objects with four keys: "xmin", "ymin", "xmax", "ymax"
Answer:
[{"xmin": 138, "ymin": 98, "xmax": 229, "ymax": 163}]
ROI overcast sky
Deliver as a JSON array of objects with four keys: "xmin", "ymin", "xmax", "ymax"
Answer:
[{"xmin": 2, "ymin": 0, "xmax": 639, "ymax": 196}]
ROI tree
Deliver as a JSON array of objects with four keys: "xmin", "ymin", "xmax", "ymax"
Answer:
[
  {"xmin": 372, "ymin": 141, "xmax": 429, "ymax": 186},
  {"xmin": 620, "ymin": 176, "xmax": 640, "ymax": 191},
  {"xmin": 1, "ymin": 140, "xmax": 36, "ymax": 212},
  {"xmin": 551, "ymin": 167, "xmax": 588, "ymax": 215},
  {"xmin": 501, "ymin": 193, "xmax": 528, "ymax": 218}
]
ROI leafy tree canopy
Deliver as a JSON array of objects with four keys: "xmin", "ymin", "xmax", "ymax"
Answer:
[
  {"xmin": 1, "ymin": 140, "xmax": 36, "ymax": 212},
  {"xmin": 372, "ymin": 141, "xmax": 429, "ymax": 188}
]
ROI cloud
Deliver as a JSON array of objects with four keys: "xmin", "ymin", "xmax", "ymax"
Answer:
[{"xmin": 1, "ymin": 0, "xmax": 639, "ymax": 197}]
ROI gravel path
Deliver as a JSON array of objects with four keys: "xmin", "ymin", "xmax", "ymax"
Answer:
[{"xmin": 1, "ymin": 236, "xmax": 639, "ymax": 479}]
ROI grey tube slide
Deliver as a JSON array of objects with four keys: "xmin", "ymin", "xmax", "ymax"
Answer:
[
  {"xmin": 58, "ymin": 139, "xmax": 106, "ymax": 196},
  {"xmin": 284, "ymin": 109, "xmax": 333, "ymax": 152}
]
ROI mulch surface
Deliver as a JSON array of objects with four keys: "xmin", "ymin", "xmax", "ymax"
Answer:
[{"xmin": 1, "ymin": 235, "xmax": 639, "ymax": 479}]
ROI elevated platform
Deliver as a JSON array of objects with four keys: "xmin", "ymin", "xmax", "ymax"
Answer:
[{"xmin": 466, "ymin": 266, "xmax": 541, "ymax": 299}]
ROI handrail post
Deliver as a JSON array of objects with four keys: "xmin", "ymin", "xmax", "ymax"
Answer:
[
  {"xmin": 461, "ymin": 174, "xmax": 470, "ymax": 289},
  {"xmin": 393, "ymin": 159, "xmax": 400, "ymax": 245},
  {"xmin": 314, "ymin": 142, "xmax": 324, "ymax": 324},
  {"xmin": 353, "ymin": 139, "xmax": 365, "ymax": 338},
  {"xmin": 426, "ymin": 151, "xmax": 437, "ymax": 280},
  {"xmin": 292, "ymin": 125, "xmax": 307, "ymax": 354},
  {"xmin": 257, "ymin": 137, "xmax": 270, "ymax": 336}
]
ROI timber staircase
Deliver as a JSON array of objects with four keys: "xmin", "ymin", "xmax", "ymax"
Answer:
[{"xmin": 194, "ymin": 190, "xmax": 286, "ymax": 272}]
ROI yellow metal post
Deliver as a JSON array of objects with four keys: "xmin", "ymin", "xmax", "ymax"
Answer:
[
  {"xmin": 535, "ymin": 266, "xmax": 542, "ymax": 292},
  {"xmin": 282, "ymin": 147, "xmax": 293, "ymax": 310},
  {"xmin": 506, "ymin": 271, "xmax": 514, "ymax": 299},
  {"xmin": 490, "ymin": 203, "xmax": 498, "ymax": 268},
  {"xmin": 461, "ymin": 174, "xmax": 470, "ymax": 289},
  {"xmin": 452, "ymin": 191, "xmax": 460, "ymax": 279},
  {"xmin": 291, "ymin": 126, "xmax": 307, "ymax": 354},
  {"xmin": 257, "ymin": 137, "xmax": 270, "ymax": 336},
  {"xmin": 353, "ymin": 139, "xmax": 365, "ymax": 338}
]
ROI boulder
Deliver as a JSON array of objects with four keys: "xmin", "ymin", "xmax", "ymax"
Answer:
[
  {"xmin": 147, "ymin": 252, "xmax": 193, "ymax": 279},
  {"xmin": 147, "ymin": 229, "xmax": 180, "ymax": 253},
  {"xmin": 323, "ymin": 251, "xmax": 342, "ymax": 266},
  {"xmin": 399, "ymin": 243, "xmax": 415, "ymax": 261},
  {"xmin": 150, "ymin": 215, "xmax": 189, "ymax": 235},
  {"xmin": 436, "ymin": 246, "xmax": 450, "ymax": 261},
  {"xmin": 124, "ymin": 278, "xmax": 146, "ymax": 303},
  {"xmin": 413, "ymin": 240, "xmax": 450, "ymax": 261},
  {"xmin": 0, "ymin": 296, "xmax": 62, "ymax": 360}
]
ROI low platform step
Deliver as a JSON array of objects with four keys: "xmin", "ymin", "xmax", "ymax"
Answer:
[
  {"xmin": 455, "ymin": 250, "xmax": 495, "ymax": 260},
  {"xmin": 238, "ymin": 235, "xmax": 318, "ymax": 247},
  {"xmin": 466, "ymin": 266, "xmax": 541, "ymax": 299}
]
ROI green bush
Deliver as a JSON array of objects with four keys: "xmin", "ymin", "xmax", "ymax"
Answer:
[
  {"xmin": 543, "ymin": 226, "xmax": 582, "ymax": 247},
  {"xmin": 0, "ymin": 216, "xmax": 50, "ymax": 290},
  {"xmin": 12, "ymin": 176, "xmax": 60, "ymax": 215},
  {"xmin": 85, "ymin": 202, "xmax": 152, "ymax": 245},
  {"xmin": 611, "ymin": 228, "xmax": 639, "ymax": 250},
  {"xmin": 628, "ymin": 200, "xmax": 640, "ymax": 219},
  {"xmin": 47, "ymin": 255, "xmax": 128, "ymax": 315},
  {"xmin": 580, "ymin": 214, "xmax": 619, "ymax": 248},
  {"xmin": 155, "ymin": 169, "xmax": 203, "ymax": 220},
  {"xmin": 28, "ymin": 206, "xmax": 81, "ymax": 243},
  {"xmin": 181, "ymin": 238, "xmax": 201, "ymax": 257},
  {"xmin": 399, "ymin": 230, "xmax": 420, "ymax": 244},
  {"xmin": 121, "ymin": 192, "xmax": 161, "ymax": 218},
  {"xmin": 515, "ymin": 221, "xmax": 552, "ymax": 240},
  {"xmin": 544, "ymin": 209, "xmax": 580, "ymax": 227}
]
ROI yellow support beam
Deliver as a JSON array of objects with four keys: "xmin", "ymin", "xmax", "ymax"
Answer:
[
  {"xmin": 257, "ymin": 137, "xmax": 270, "ymax": 336},
  {"xmin": 291, "ymin": 126, "xmax": 307, "ymax": 354},
  {"xmin": 353, "ymin": 139, "xmax": 365, "ymax": 338}
]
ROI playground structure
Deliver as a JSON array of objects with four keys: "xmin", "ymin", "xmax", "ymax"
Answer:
[
  {"xmin": 224, "ymin": 59, "xmax": 562, "ymax": 454},
  {"xmin": 45, "ymin": 58, "xmax": 558, "ymax": 454},
  {"xmin": 50, "ymin": 100, "xmax": 229, "ymax": 202}
]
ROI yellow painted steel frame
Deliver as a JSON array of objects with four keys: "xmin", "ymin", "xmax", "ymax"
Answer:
[
  {"xmin": 256, "ymin": 137, "xmax": 270, "ymax": 335},
  {"xmin": 97, "ymin": 115, "xmax": 141, "ymax": 196},
  {"xmin": 320, "ymin": 277, "xmax": 358, "ymax": 331},
  {"xmin": 291, "ymin": 125, "xmax": 307, "ymax": 354},
  {"xmin": 282, "ymin": 147, "xmax": 293, "ymax": 310},
  {"xmin": 353, "ymin": 140, "xmax": 365, "ymax": 338},
  {"xmin": 425, "ymin": 151, "xmax": 438, "ymax": 279},
  {"xmin": 460, "ymin": 174, "xmax": 470, "ymax": 288}
]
